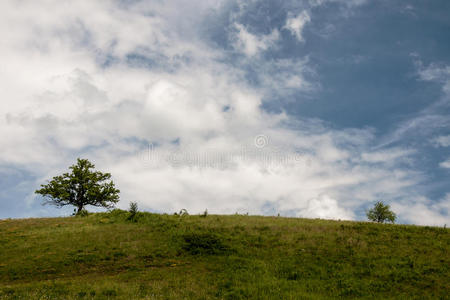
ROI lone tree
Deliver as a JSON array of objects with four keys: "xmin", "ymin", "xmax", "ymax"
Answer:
[
  {"xmin": 366, "ymin": 201, "xmax": 396, "ymax": 223},
  {"xmin": 35, "ymin": 158, "xmax": 120, "ymax": 215}
]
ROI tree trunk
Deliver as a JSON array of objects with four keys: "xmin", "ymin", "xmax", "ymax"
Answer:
[{"xmin": 76, "ymin": 204, "xmax": 84, "ymax": 215}]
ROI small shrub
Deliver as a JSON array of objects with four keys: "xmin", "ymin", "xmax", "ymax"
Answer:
[
  {"xmin": 127, "ymin": 202, "xmax": 140, "ymax": 222},
  {"xmin": 182, "ymin": 233, "xmax": 228, "ymax": 255},
  {"xmin": 129, "ymin": 202, "xmax": 138, "ymax": 214},
  {"xmin": 201, "ymin": 209, "xmax": 208, "ymax": 218},
  {"xmin": 77, "ymin": 291, "xmax": 87, "ymax": 298},
  {"xmin": 102, "ymin": 289, "xmax": 117, "ymax": 297}
]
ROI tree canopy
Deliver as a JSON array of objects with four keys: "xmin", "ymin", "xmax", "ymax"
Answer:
[
  {"xmin": 366, "ymin": 201, "xmax": 396, "ymax": 223},
  {"xmin": 35, "ymin": 158, "xmax": 120, "ymax": 214}
]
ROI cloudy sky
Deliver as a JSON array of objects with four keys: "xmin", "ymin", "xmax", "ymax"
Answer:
[{"xmin": 1, "ymin": 0, "xmax": 449, "ymax": 225}]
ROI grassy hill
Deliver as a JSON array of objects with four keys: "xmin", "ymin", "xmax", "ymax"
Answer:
[{"xmin": 0, "ymin": 211, "xmax": 448, "ymax": 299}]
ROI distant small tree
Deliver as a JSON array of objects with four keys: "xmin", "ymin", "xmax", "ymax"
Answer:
[
  {"xmin": 127, "ymin": 202, "xmax": 139, "ymax": 222},
  {"xmin": 366, "ymin": 201, "xmax": 396, "ymax": 223},
  {"xmin": 35, "ymin": 158, "xmax": 120, "ymax": 215}
]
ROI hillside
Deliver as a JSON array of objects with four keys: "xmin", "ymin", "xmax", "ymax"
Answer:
[{"xmin": 0, "ymin": 211, "xmax": 448, "ymax": 299}]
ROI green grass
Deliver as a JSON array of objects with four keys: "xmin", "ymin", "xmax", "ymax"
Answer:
[{"xmin": 0, "ymin": 210, "xmax": 448, "ymax": 299}]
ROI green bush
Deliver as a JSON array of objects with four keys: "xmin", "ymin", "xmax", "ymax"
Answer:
[
  {"xmin": 127, "ymin": 202, "xmax": 140, "ymax": 222},
  {"xmin": 182, "ymin": 233, "xmax": 229, "ymax": 255}
]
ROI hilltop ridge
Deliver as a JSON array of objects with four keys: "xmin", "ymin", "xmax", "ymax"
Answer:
[{"xmin": 0, "ymin": 211, "xmax": 449, "ymax": 299}]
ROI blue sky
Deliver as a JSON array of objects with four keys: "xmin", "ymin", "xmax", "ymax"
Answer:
[{"xmin": 0, "ymin": 0, "xmax": 449, "ymax": 225}]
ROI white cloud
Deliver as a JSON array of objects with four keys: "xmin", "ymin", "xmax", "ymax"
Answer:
[
  {"xmin": 439, "ymin": 159, "xmax": 450, "ymax": 169},
  {"xmin": 432, "ymin": 135, "xmax": 450, "ymax": 147},
  {"xmin": 309, "ymin": 0, "xmax": 367, "ymax": 7},
  {"xmin": 392, "ymin": 195, "xmax": 450, "ymax": 226},
  {"xmin": 361, "ymin": 148, "xmax": 415, "ymax": 165},
  {"xmin": 416, "ymin": 60, "xmax": 450, "ymax": 95},
  {"xmin": 418, "ymin": 64, "xmax": 450, "ymax": 82},
  {"xmin": 375, "ymin": 59, "xmax": 450, "ymax": 149},
  {"xmin": 284, "ymin": 11, "xmax": 311, "ymax": 42},
  {"xmin": 300, "ymin": 194, "xmax": 354, "ymax": 220},
  {"xmin": 232, "ymin": 23, "xmax": 280, "ymax": 57},
  {"xmin": 255, "ymin": 58, "xmax": 317, "ymax": 98}
]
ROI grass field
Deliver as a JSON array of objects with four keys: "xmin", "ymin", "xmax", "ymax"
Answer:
[{"xmin": 0, "ymin": 210, "xmax": 449, "ymax": 299}]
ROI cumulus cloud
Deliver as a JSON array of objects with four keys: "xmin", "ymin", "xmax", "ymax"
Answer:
[
  {"xmin": 300, "ymin": 194, "xmax": 354, "ymax": 220},
  {"xmin": 391, "ymin": 195, "xmax": 450, "ymax": 226},
  {"xmin": 284, "ymin": 11, "xmax": 311, "ymax": 42}
]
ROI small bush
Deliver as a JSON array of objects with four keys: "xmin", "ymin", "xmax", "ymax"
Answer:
[
  {"xmin": 127, "ymin": 202, "xmax": 139, "ymax": 222},
  {"xmin": 182, "ymin": 233, "xmax": 229, "ymax": 255},
  {"xmin": 201, "ymin": 209, "xmax": 208, "ymax": 218},
  {"xmin": 102, "ymin": 289, "xmax": 117, "ymax": 297},
  {"xmin": 77, "ymin": 291, "xmax": 87, "ymax": 298}
]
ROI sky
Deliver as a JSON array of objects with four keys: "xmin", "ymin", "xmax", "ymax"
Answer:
[{"xmin": 0, "ymin": 0, "xmax": 449, "ymax": 226}]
